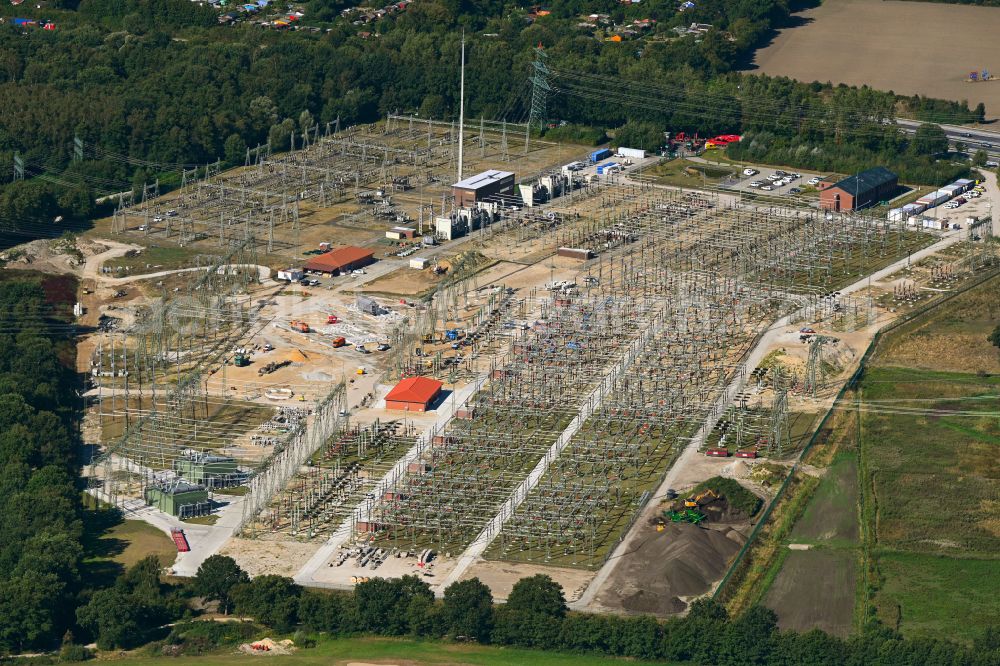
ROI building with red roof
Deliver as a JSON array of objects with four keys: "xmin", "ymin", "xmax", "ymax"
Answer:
[
  {"xmin": 303, "ymin": 246, "xmax": 376, "ymax": 275},
  {"xmin": 385, "ymin": 376, "xmax": 443, "ymax": 412}
]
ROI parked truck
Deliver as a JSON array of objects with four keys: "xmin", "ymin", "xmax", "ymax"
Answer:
[
  {"xmin": 290, "ymin": 320, "xmax": 310, "ymax": 333},
  {"xmin": 590, "ymin": 148, "xmax": 613, "ymax": 163},
  {"xmin": 616, "ymin": 147, "xmax": 646, "ymax": 160}
]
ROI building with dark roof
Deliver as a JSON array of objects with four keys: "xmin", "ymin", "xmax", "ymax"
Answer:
[
  {"xmin": 452, "ymin": 170, "xmax": 515, "ymax": 208},
  {"xmin": 820, "ymin": 167, "xmax": 898, "ymax": 212},
  {"xmin": 303, "ymin": 246, "xmax": 376, "ymax": 275},
  {"xmin": 385, "ymin": 376, "xmax": 443, "ymax": 412}
]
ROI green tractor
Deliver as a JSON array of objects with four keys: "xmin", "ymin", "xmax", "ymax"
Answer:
[{"xmin": 664, "ymin": 509, "xmax": 705, "ymax": 524}]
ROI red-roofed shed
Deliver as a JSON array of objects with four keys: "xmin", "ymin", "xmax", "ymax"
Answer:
[
  {"xmin": 385, "ymin": 377, "xmax": 443, "ymax": 412},
  {"xmin": 303, "ymin": 246, "xmax": 376, "ymax": 275}
]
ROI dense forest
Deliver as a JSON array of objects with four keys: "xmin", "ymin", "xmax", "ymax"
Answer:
[
  {"xmin": 0, "ymin": 274, "xmax": 83, "ymax": 655},
  {"xmin": 39, "ymin": 554, "xmax": 1000, "ymax": 664},
  {"xmin": 0, "ymin": 0, "xmax": 986, "ymax": 240}
]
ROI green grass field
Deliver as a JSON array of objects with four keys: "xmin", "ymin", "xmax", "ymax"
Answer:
[
  {"xmin": 643, "ymin": 159, "xmax": 735, "ymax": 188},
  {"xmin": 861, "ymin": 366, "xmax": 1000, "ymax": 557},
  {"xmin": 81, "ymin": 505, "xmax": 178, "ymax": 586},
  {"xmin": 124, "ymin": 636, "xmax": 681, "ymax": 666},
  {"xmin": 875, "ymin": 553, "xmax": 999, "ymax": 643},
  {"xmin": 103, "ymin": 243, "xmax": 204, "ymax": 274},
  {"xmin": 854, "ymin": 274, "xmax": 1000, "ymax": 641}
]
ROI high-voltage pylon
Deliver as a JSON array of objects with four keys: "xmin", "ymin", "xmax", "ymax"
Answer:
[
  {"xmin": 805, "ymin": 335, "xmax": 836, "ymax": 398},
  {"xmin": 769, "ymin": 369, "xmax": 790, "ymax": 457},
  {"xmin": 526, "ymin": 45, "xmax": 551, "ymax": 153}
]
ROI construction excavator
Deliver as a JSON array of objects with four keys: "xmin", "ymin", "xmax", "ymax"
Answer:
[{"xmin": 684, "ymin": 489, "xmax": 719, "ymax": 508}]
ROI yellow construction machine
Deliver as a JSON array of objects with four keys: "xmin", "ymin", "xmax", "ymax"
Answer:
[{"xmin": 684, "ymin": 489, "xmax": 719, "ymax": 508}]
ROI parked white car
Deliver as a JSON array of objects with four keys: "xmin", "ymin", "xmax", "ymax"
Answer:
[
  {"xmin": 807, "ymin": 177, "xmax": 821, "ymax": 186},
  {"xmin": 743, "ymin": 168, "xmax": 758, "ymax": 176}
]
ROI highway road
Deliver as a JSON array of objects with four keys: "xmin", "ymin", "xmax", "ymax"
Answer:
[{"xmin": 897, "ymin": 118, "xmax": 1000, "ymax": 160}]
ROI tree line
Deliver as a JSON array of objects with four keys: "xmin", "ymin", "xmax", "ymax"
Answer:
[
  {"xmin": 0, "ymin": 274, "xmax": 83, "ymax": 655},
  {"xmin": 54, "ymin": 552, "xmax": 1000, "ymax": 665}
]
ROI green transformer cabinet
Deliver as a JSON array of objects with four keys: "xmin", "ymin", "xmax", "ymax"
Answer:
[
  {"xmin": 144, "ymin": 482, "xmax": 210, "ymax": 518},
  {"xmin": 173, "ymin": 452, "xmax": 240, "ymax": 489}
]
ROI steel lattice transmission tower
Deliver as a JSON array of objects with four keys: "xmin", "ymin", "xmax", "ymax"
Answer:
[
  {"xmin": 805, "ymin": 335, "xmax": 835, "ymax": 398},
  {"xmin": 769, "ymin": 368, "xmax": 790, "ymax": 457},
  {"xmin": 526, "ymin": 45, "xmax": 551, "ymax": 154}
]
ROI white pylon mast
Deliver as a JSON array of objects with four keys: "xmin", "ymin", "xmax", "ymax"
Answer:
[{"xmin": 457, "ymin": 32, "xmax": 465, "ymax": 183}]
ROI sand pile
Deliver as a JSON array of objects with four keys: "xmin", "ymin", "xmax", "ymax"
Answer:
[
  {"xmin": 283, "ymin": 349, "xmax": 309, "ymax": 363},
  {"xmin": 723, "ymin": 459, "xmax": 751, "ymax": 479}
]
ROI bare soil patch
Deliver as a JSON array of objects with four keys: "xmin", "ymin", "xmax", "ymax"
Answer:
[
  {"xmin": 459, "ymin": 560, "xmax": 595, "ymax": 603},
  {"xmin": 750, "ymin": 0, "xmax": 1000, "ymax": 117},
  {"xmin": 218, "ymin": 537, "xmax": 319, "ymax": 577},
  {"xmin": 362, "ymin": 265, "xmax": 446, "ymax": 297},
  {"xmin": 764, "ymin": 549, "xmax": 855, "ymax": 637}
]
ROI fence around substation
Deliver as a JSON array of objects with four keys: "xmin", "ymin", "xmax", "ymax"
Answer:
[{"xmin": 713, "ymin": 261, "xmax": 1000, "ymax": 601}]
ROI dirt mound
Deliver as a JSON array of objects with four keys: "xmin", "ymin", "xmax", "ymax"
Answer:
[
  {"xmin": 283, "ymin": 349, "xmax": 309, "ymax": 363},
  {"xmin": 668, "ymin": 477, "xmax": 763, "ymax": 523},
  {"xmin": 238, "ymin": 638, "xmax": 295, "ymax": 656},
  {"xmin": 595, "ymin": 523, "xmax": 745, "ymax": 615},
  {"xmin": 664, "ymin": 496, "xmax": 747, "ymax": 524},
  {"xmin": 723, "ymin": 459, "xmax": 751, "ymax": 479}
]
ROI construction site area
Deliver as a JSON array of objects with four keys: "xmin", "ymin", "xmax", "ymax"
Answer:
[{"xmin": 64, "ymin": 111, "xmax": 1000, "ymax": 616}]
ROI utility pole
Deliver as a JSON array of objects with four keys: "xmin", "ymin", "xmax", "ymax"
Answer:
[{"xmin": 500, "ymin": 120, "xmax": 509, "ymax": 162}]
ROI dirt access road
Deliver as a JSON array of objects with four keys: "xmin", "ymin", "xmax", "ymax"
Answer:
[{"xmin": 750, "ymin": 0, "xmax": 1000, "ymax": 118}]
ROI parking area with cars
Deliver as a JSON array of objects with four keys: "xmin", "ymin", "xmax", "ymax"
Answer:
[
  {"xmin": 933, "ymin": 181, "xmax": 990, "ymax": 224},
  {"xmin": 900, "ymin": 180, "xmax": 993, "ymax": 239},
  {"xmin": 724, "ymin": 166, "xmax": 828, "ymax": 198}
]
